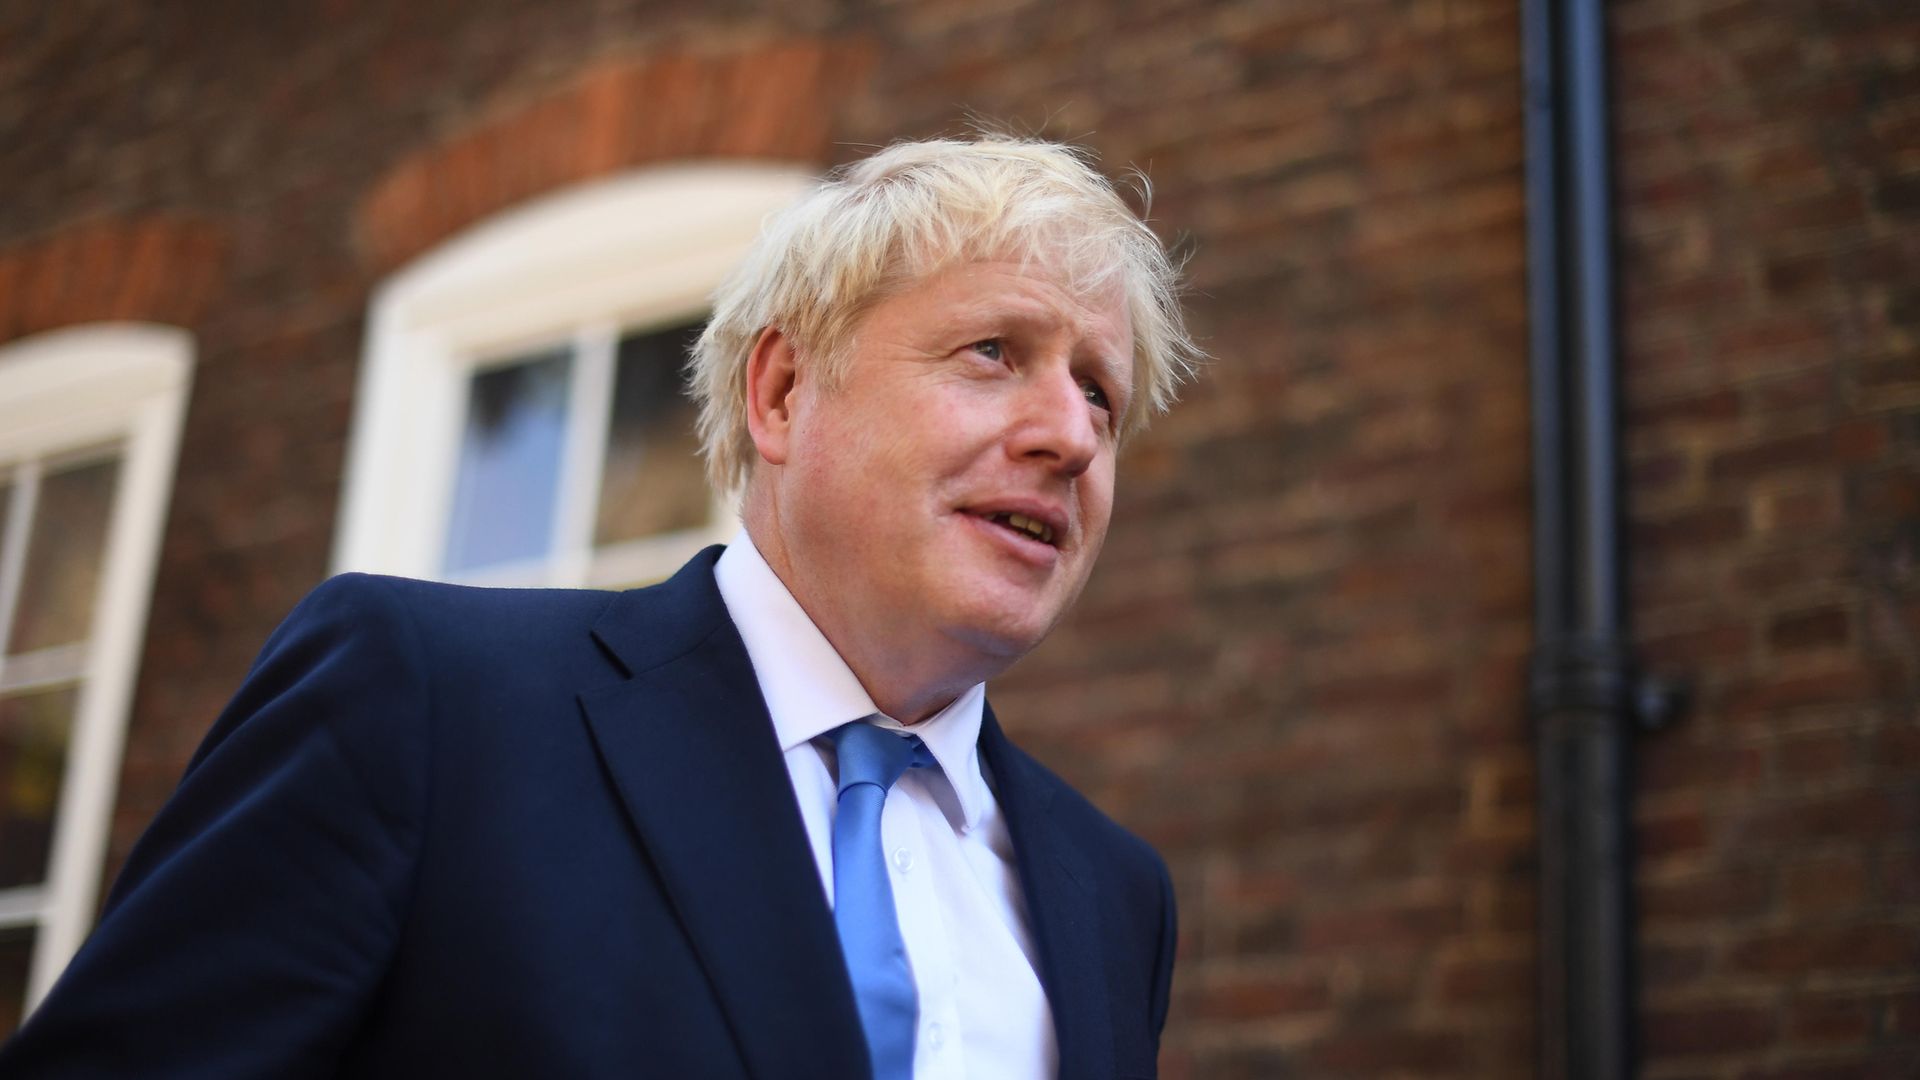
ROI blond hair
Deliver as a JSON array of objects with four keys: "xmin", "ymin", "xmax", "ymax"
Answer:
[{"xmin": 689, "ymin": 135, "xmax": 1201, "ymax": 494}]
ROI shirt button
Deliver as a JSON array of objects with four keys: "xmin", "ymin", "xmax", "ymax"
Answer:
[
  {"xmin": 927, "ymin": 1021, "xmax": 944, "ymax": 1050},
  {"xmin": 892, "ymin": 848, "xmax": 914, "ymax": 873}
]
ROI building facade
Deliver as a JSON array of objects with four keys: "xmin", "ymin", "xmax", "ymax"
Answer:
[{"xmin": 0, "ymin": 0, "xmax": 1915, "ymax": 1074}]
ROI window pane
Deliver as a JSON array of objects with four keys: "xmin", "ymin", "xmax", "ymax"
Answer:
[
  {"xmin": 9, "ymin": 455, "xmax": 120, "ymax": 655},
  {"xmin": 0, "ymin": 924, "xmax": 33, "ymax": 1039},
  {"xmin": 0, "ymin": 472, "xmax": 13, "ymax": 561},
  {"xmin": 443, "ymin": 349, "xmax": 572, "ymax": 574},
  {"xmin": 594, "ymin": 325, "xmax": 710, "ymax": 546},
  {"xmin": 0, "ymin": 685, "xmax": 75, "ymax": 890}
]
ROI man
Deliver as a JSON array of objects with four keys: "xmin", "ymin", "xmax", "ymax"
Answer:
[{"xmin": 1, "ymin": 135, "xmax": 1201, "ymax": 1078}]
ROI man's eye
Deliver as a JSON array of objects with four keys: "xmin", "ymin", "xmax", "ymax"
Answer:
[
  {"xmin": 971, "ymin": 339, "xmax": 1004, "ymax": 361},
  {"xmin": 1080, "ymin": 378, "xmax": 1111, "ymax": 412}
]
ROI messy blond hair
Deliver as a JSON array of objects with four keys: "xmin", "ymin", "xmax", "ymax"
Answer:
[{"xmin": 689, "ymin": 134, "xmax": 1201, "ymax": 494}]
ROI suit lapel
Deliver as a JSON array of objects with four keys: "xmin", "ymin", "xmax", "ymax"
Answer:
[
  {"xmin": 579, "ymin": 550, "xmax": 867, "ymax": 1079},
  {"xmin": 980, "ymin": 708, "xmax": 1115, "ymax": 1080}
]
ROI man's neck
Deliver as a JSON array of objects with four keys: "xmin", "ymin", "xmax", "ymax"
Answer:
[{"xmin": 738, "ymin": 518, "xmax": 1000, "ymax": 726}]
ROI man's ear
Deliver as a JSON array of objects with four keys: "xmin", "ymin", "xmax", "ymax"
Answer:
[{"xmin": 745, "ymin": 326, "xmax": 800, "ymax": 466}]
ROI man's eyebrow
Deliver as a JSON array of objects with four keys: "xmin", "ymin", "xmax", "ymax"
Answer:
[
  {"xmin": 938, "ymin": 293, "xmax": 1131, "ymax": 382},
  {"xmin": 946, "ymin": 295, "xmax": 1055, "ymax": 330}
]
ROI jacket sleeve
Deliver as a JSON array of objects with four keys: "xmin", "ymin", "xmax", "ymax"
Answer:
[
  {"xmin": 0, "ymin": 574, "xmax": 431, "ymax": 1078},
  {"xmin": 1148, "ymin": 854, "xmax": 1178, "ymax": 1049}
]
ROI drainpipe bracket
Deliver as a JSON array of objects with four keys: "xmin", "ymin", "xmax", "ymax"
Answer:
[
  {"xmin": 1527, "ymin": 638, "xmax": 1689, "ymax": 733},
  {"xmin": 1630, "ymin": 673, "xmax": 1689, "ymax": 733}
]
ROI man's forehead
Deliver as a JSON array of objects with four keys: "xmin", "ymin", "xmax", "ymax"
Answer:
[{"xmin": 923, "ymin": 260, "xmax": 1132, "ymax": 342}]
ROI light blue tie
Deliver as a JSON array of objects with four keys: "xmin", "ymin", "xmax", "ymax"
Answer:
[{"xmin": 830, "ymin": 721, "xmax": 936, "ymax": 1080}]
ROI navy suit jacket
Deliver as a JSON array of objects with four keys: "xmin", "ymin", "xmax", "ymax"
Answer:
[{"xmin": 2, "ymin": 548, "xmax": 1175, "ymax": 1078}]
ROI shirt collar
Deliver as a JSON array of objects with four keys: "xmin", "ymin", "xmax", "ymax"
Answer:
[{"xmin": 713, "ymin": 531, "xmax": 990, "ymax": 832}]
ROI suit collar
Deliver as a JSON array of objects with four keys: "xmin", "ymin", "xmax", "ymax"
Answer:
[
  {"xmin": 587, "ymin": 550, "xmax": 1117, "ymax": 1078},
  {"xmin": 587, "ymin": 546, "xmax": 734, "ymax": 679},
  {"xmin": 980, "ymin": 706, "xmax": 1116, "ymax": 1080},
  {"xmin": 713, "ymin": 533, "xmax": 993, "ymax": 833},
  {"xmin": 581, "ymin": 547, "xmax": 869, "ymax": 1079}
]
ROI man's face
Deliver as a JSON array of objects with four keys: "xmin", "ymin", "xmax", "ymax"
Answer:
[{"xmin": 773, "ymin": 258, "xmax": 1133, "ymax": 674}]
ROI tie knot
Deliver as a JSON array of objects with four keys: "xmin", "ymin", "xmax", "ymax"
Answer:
[{"xmin": 831, "ymin": 721, "xmax": 934, "ymax": 796}]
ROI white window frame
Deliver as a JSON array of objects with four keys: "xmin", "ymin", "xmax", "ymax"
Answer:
[
  {"xmin": 0, "ymin": 323, "xmax": 193, "ymax": 1010},
  {"xmin": 334, "ymin": 164, "xmax": 817, "ymax": 586}
]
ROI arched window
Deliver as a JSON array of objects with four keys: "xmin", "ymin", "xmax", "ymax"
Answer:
[
  {"xmin": 335, "ymin": 164, "xmax": 815, "ymax": 587},
  {"xmin": 0, "ymin": 324, "xmax": 192, "ymax": 1026}
]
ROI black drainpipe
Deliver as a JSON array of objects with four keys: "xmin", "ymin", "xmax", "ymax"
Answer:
[{"xmin": 1521, "ymin": 0, "xmax": 1685, "ymax": 1077}]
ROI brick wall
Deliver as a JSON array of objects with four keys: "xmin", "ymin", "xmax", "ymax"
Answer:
[
  {"xmin": 1, "ymin": 0, "xmax": 1913, "ymax": 1074},
  {"xmin": 991, "ymin": 2, "xmax": 1541, "ymax": 1073},
  {"xmin": 1613, "ymin": 1, "xmax": 1920, "ymax": 1076}
]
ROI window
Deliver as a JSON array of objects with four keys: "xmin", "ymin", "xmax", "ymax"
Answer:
[
  {"xmin": 335, "ymin": 165, "xmax": 816, "ymax": 586},
  {"xmin": 0, "ymin": 324, "xmax": 192, "ymax": 1029}
]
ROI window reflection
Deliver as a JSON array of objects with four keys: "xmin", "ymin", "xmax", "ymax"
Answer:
[
  {"xmin": 595, "ymin": 324, "xmax": 709, "ymax": 546},
  {"xmin": 10, "ymin": 455, "xmax": 119, "ymax": 654},
  {"xmin": 443, "ymin": 350, "xmax": 572, "ymax": 574},
  {"xmin": 0, "ymin": 473, "xmax": 12, "ymax": 567},
  {"xmin": 0, "ymin": 925, "xmax": 34, "ymax": 1036},
  {"xmin": 0, "ymin": 686, "xmax": 75, "ymax": 891}
]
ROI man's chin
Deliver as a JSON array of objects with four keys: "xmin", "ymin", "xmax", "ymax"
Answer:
[{"xmin": 939, "ymin": 596, "xmax": 1066, "ymax": 666}]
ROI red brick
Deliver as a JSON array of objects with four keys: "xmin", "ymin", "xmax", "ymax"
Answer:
[
  {"xmin": 1434, "ymin": 950, "xmax": 1532, "ymax": 1005},
  {"xmin": 1640, "ymin": 738, "xmax": 1767, "ymax": 794},
  {"xmin": 1295, "ymin": 899, "xmax": 1465, "ymax": 955},
  {"xmin": 1783, "ymin": 990, "xmax": 1879, "ymax": 1046},
  {"xmin": 1878, "ymin": 848, "xmax": 1920, "ymax": 905},
  {"xmin": 1634, "ymin": 387, "xmax": 1744, "ymax": 429},
  {"xmin": 1188, "ymin": 969, "xmax": 1334, "ymax": 1021},
  {"xmin": 1640, "ymin": 939, "xmax": 1714, "ymax": 987},
  {"xmin": 1718, "ymin": 315, "xmax": 1837, "ymax": 361},
  {"xmin": 1832, "ymin": 417, "xmax": 1889, "ymax": 463},
  {"xmin": 1767, "ymin": 604, "xmax": 1853, "ymax": 653},
  {"xmin": 0, "ymin": 217, "xmax": 227, "ymax": 342},
  {"xmin": 1737, "ymin": 1062, "xmax": 1904, "ymax": 1080},
  {"xmin": 1750, "ymin": 480, "xmax": 1845, "ymax": 534},
  {"xmin": 1633, "ymin": 503, "xmax": 1749, "ymax": 549},
  {"xmin": 1732, "ymin": 788, "xmax": 1915, "ymax": 848},
  {"xmin": 1889, "ymin": 990, "xmax": 1920, "ymax": 1037},
  {"xmin": 355, "ymin": 41, "xmax": 862, "ymax": 272},
  {"xmin": 1720, "ymin": 663, "xmax": 1881, "ymax": 725},
  {"xmin": 0, "ymin": 259, "xmax": 20, "ymax": 340},
  {"xmin": 1876, "ymin": 720, "xmax": 1920, "ymax": 771},
  {"xmin": 1730, "ymin": 545, "xmax": 1851, "ymax": 595},
  {"xmin": 1643, "ymin": 1004, "xmax": 1778, "ymax": 1058},
  {"xmin": 113, "ymin": 222, "xmax": 167, "ymax": 321},
  {"xmin": 1629, "ymin": 449, "xmax": 1696, "ymax": 498},
  {"xmin": 1780, "ymin": 854, "xmax": 1871, "ymax": 917},
  {"xmin": 1638, "ymin": 807, "xmax": 1714, "ymax": 862},
  {"xmin": 574, "ymin": 66, "xmax": 628, "ymax": 176},
  {"xmin": 1307, "ymin": 1028, "xmax": 1466, "ymax": 1072},
  {"xmin": 1710, "ymin": 430, "xmax": 1836, "ymax": 485},
  {"xmin": 1727, "ymin": 922, "xmax": 1920, "ymax": 976},
  {"xmin": 1757, "ymin": 188, "xmax": 1873, "ymax": 234},
  {"xmin": 1745, "ymin": 367, "xmax": 1834, "ymax": 416},
  {"xmin": 1641, "ymin": 866, "xmax": 1774, "ymax": 925},
  {"xmin": 1853, "ymin": 468, "xmax": 1919, "ymax": 519}
]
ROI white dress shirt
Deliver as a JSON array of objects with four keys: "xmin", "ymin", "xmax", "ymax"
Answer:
[{"xmin": 714, "ymin": 532, "xmax": 1057, "ymax": 1080}]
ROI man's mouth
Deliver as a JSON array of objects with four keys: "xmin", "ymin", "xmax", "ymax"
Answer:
[{"xmin": 976, "ymin": 511, "xmax": 1058, "ymax": 546}]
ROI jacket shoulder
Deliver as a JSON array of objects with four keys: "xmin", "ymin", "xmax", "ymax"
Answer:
[
  {"xmin": 304, "ymin": 571, "xmax": 618, "ymax": 624},
  {"xmin": 279, "ymin": 572, "xmax": 621, "ymax": 665}
]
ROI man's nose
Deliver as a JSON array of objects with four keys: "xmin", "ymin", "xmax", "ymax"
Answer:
[{"xmin": 1007, "ymin": 365, "xmax": 1100, "ymax": 478}]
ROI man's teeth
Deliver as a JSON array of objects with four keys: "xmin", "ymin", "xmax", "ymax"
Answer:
[{"xmin": 991, "ymin": 512, "xmax": 1055, "ymax": 545}]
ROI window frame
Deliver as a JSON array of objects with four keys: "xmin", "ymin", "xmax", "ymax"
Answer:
[
  {"xmin": 334, "ymin": 164, "xmax": 817, "ymax": 586},
  {"xmin": 0, "ymin": 323, "xmax": 193, "ymax": 1010}
]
